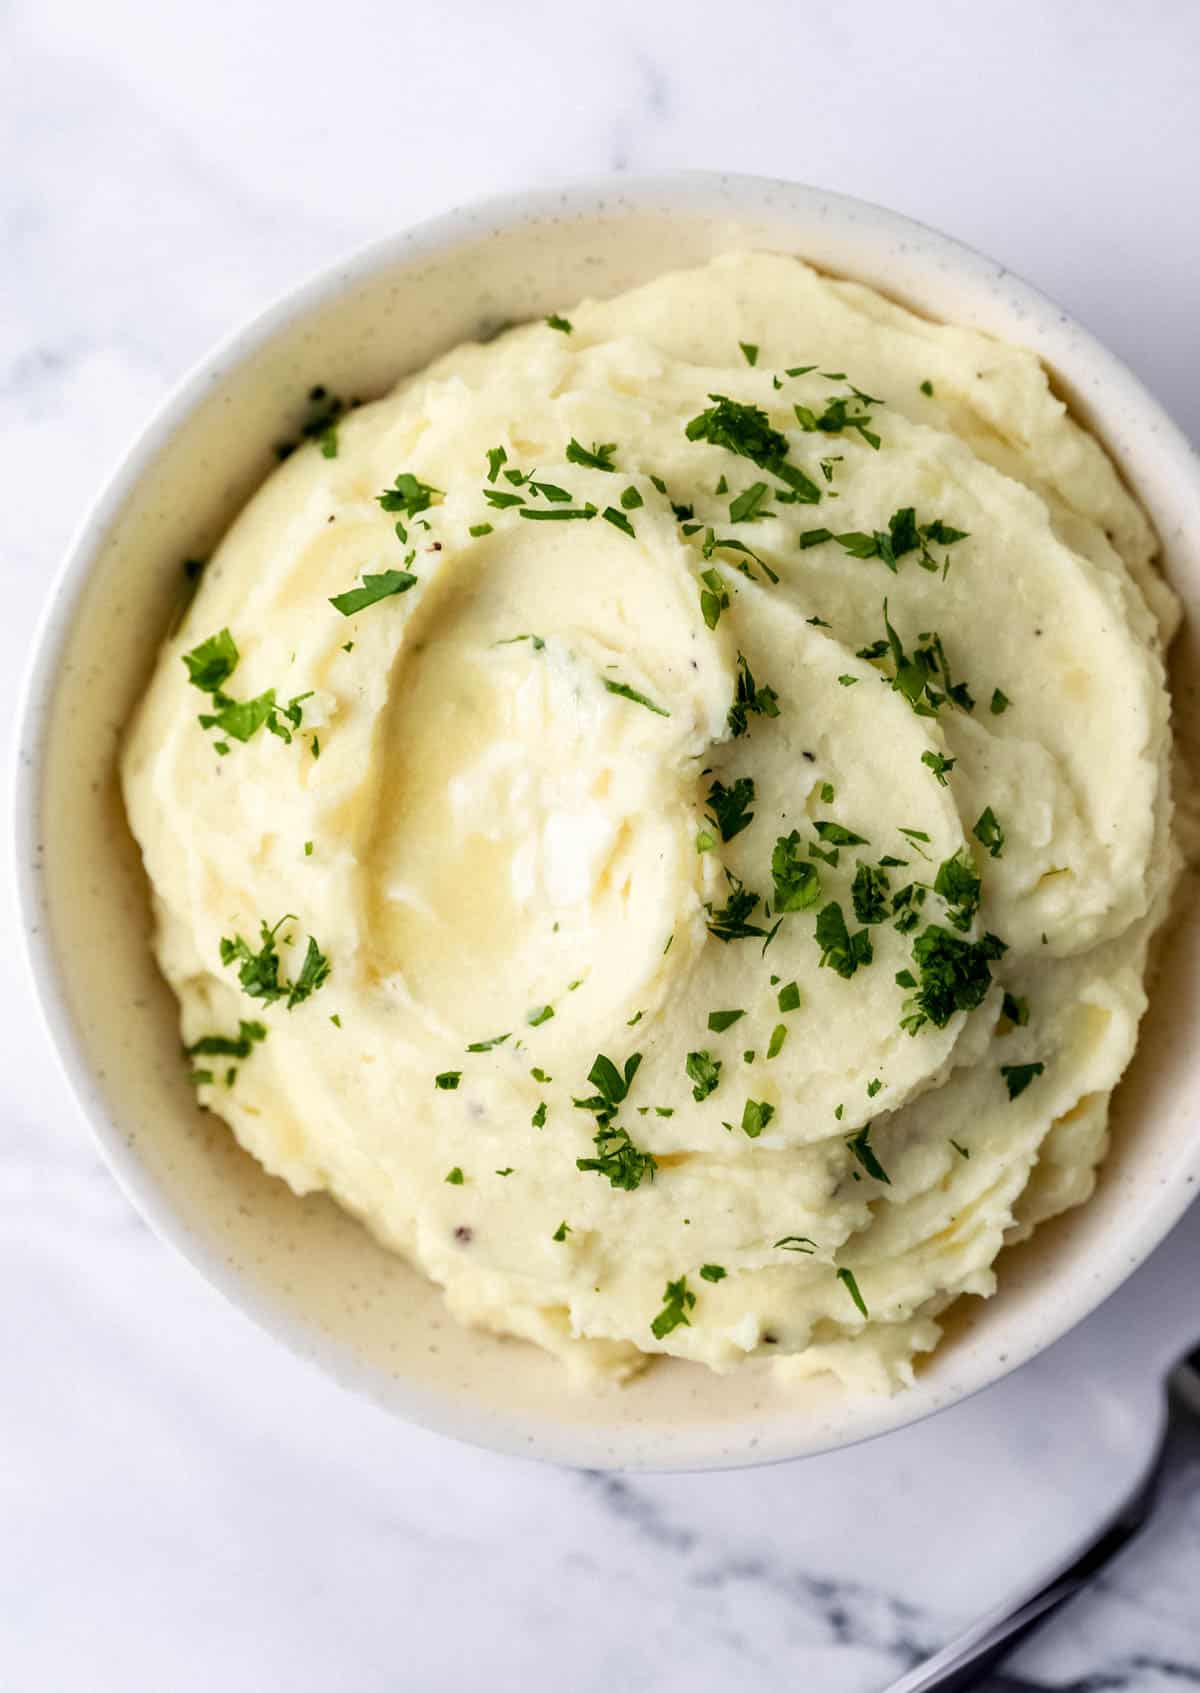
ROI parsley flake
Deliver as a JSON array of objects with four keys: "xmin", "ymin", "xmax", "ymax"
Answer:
[
  {"xmin": 814, "ymin": 903, "xmax": 874, "ymax": 979},
  {"xmin": 604, "ymin": 677, "xmax": 669, "ymax": 716},
  {"xmin": 707, "ymin": 1009, "xmax": 746, "ymax": 1033},
  {"xmin": 845, "ymin": 1124, "xmax": 891, "ymax": 1184},
  {"xmin": 837, "ymin": 1267, "xmax": 869, "ymax": 1317},
  {"xmin": 435, "ymin": 1071, "xmax": 462, "ymax": 1090},
  {"xmin": 546, "ymin": 314, "xmax": 573, "ymax": 333},
  {"xmin": 651, "ymin": 1276, "xmax": 696, "ymax": 1339},
  {"xmin": 706, "ymin": 776, "xmax": 756, "ymax": 842},
  {"xmin": 565, "ymin": 438, "xmax": 617, "ymax": 472},
  {"xmin": 699, "ymin": 1263, "xmax": 727, "ymax": 1283},
  {"xmin": 973, "ymin": 807, "xmax": 1005, "ymax": 859},
  {"xmin": 218, "ymin": 918, "xmax": 330, "ymax": 1009},
  {"xmin": 900, "ymin": 925, "xmax": 1006, "ymax": 1034},
  {"xmin": 772, "ymin": 831, "xmax": 822, "ymax": 912},
  {"xmin": 577, "ymin": 1125, "xmax": 657, "ymax": 1190},
  {"xmin": 1001, "ymin": 1061, "xmax": 1045, "ymax": 1100},
  {"xmin": 686, "ymin": 1050, "xmax": 722, "ymax": 1101},
  {"xmin": 728, "ymin": 653, "xmax": 781, "ymax": 736},
  {"xmin": 330, "ymin": 569, "xmax": 417, "ymax": 616}
]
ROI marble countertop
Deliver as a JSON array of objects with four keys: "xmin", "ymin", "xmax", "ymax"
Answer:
[{"xmin": 3, "ymin": 2, "xmax": 1199, "ymax": 1688}]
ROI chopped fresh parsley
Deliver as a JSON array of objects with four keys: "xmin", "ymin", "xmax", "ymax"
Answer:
[
  {"xmin": 466, "ymin": 1032, "xmax": 510, "ymax": 1052},
  {"xmin": 922, "ymin": 751, "xmax": 956, "ymax": 785},
  {"xmin": 900, "ymin": 925, "xmax": 1006, "ymax": 1034},
  {"xmin": 867, "ymin": 1078, "xmax": 883, "ymax": 1097},
  {"xmin": 729, "ymin": 481, "xmax": 773, "ymax": 523},
  {"xmin": 185, "ymin": 1019, "xmax": 267, "ymax": 1060},
  {"xmin": 830, "ymin": 507, "xmax": 967, "ymax": 574},
  {"xmin": 775, "ymin": 1235, "xmax": 816, "ymax": 1253},
  {"xmin": 766, "ymin": 1023, "xmax": 788, "ymax": 1059},
  {"xmin": 573, "ymin": 1051, "xmax": 642, "ymax": 1125},
  {"xmin": 845, "ymin": 1124, "xmax": 891, "ymax": 1184},
  {"xmin": 329, "ymin": 569, "xmax": 418, "ymax": 616},
  {"xmin": 183, "ymin": 629, "xmax": 239, "ymax": 693},
  {"xmin": 851, "ymin": 863, "xmax": 891, "ymax": 925},
  {"xmin": 934, "ymin": 849, "xmax": 982, "ymax": 931},
  {"xmin": 772, "ymin": 831, "xmax": 822, "ymax": 912},
  {"xmin": 837, "ymin": 1267, "xmax": 869, "ymax": 1317},
  {"xmin": 526, "ymin": 1005, "xmax": 555, "ymax": 1027},
  {"xmin": 604, "ymin": 677, "xmax": 669, "ymax": 716},
  {"xmin": 920, "ymin": 380, "xmax": 934, "ymax": 396},
  {"xmin": 469, "ymin": 522, "xmax": 494, "ymax": 538},
  {"xmin": 990, "ymin": 688, "xmax": 1011, "ymax": 716},
  {"xmin": 684, "ymin": 393, "xmax": 822, "ymax": 504},
  {"xmin": 686, "ymin": 394, "xmax": 789, "ymax": 466},
  {"xmin": 565, "ymin": 438, "xmax": 617, "ymax": 472},
  {"xmin": 814, "ymin": 820, "xmax": 868, "ymax": 847},
  {"xmin": 727, "ymin": 653, "xmax": 781, "ymax": 736},
  {"xmin": 183, "ymin": 632, "xmax": 312, "ymax": 750},
  {"xmin": 700, "ymin": 528, "xmax": 780, "ymax": 582},
  {"xmin": 495, "ymin": 1168, "xmax": 514, "ymax": 1177},
  {"xmin": 577, "ymin": 1124, "xmax": 657, "ymax": 1190},
  {"xmin": 838, "ymin": 675, "xmax": 858, "ymax": 687},
  {"xmin": 739, "ymin": 341, "xmax": 759, "ymax": 366},
  {"xmin": 973, "ymin": 807, "xmax": 1005, "ymax": 859},
  {"xmin": 793, "ymin": 393, "xmax": 881, "ymax": 450},
  {"xmin": 435, "ymin": 1071, "xmax": 462, "ymax": 1090},
  {"xmin": 602, "ymin": 506, "xmax": 637, "ymax": 538},
  {"xmin": 860, "ymin": 601, "xmax": 975, "ymax": 718},
  {"xmin": 620, "ymin": 485, "xmax": 644, "ymax": 510},
  {"xmin": 814, "ymin": 902, "xmax": 874, "ymax": 979},
  {"xmin": 532, "ymin": 1102, "xmax": 548, "ymax": 1129},
  {"xmin": 219, "ymin": 917, "xmax": 330, "ymax": 1009},
  {"xmin": 546, "ymin": 313, "xmax": 572, "ymax": 333},
  {"xmin": 707, "ymin": 1009, "xmax": 746, "ymax": 1033},
  {"xmin": 727, "ymin": 1098, "xmax": 775, "ymax": 1139},
  {"xmin": 1002, "ymin": 991, "xmax": 1030, "ymax": 1027},
  {"xmin": 699, "ymin": 1263, "xmax": 727, "ymax": 1283},
  {"xmin": 705, "ymin": 875, "xmax": 770, "ymax": 943},
  {"xmin": 686, "ymin": 1050, "xmax": 722, "ymax": 1101},
  {"xmin": 484, "ymin": 487, "xmax": 525, "ymax": 509},
  {"xmin": 706, "ymin": 776, "xmax": 756, "ymax": 842},
  {"xmin": 445, "ymin": 1167, "xmax": 464, "ymax": 1185},
  {"xmin": 777, "ymin": 981, "xmax": 801, "ymax": 1013},
  {"xmin": 651, "ymin": 1276, "xmax": 696, "ymax": 1339},
  {"xmin": 950, "ymin": 1139, "xmax": 970, "ymax": 1158},
  {"xmin": 800, "ymin": 527, "xmax": 833, "ymax": 550},
  {"xmin": 552, "ymin": 1219, "xmax": 571, "ymax": 1240},
  {"xmin": 377, "ymin": 472, "xmax": 440, "ymax": 533},
  {"xmin": 518, "ymin": 504, "xmax": 598, "ymax": 522},
  {"xmin": 1001, "ymin": 1061, "xmax": 1045, "ymax": 1100},
  {"xmin": 698, "ymin": 567, "xmax": 731, "ymax": 631}
]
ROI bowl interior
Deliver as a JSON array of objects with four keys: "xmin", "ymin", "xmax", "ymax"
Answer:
[{"xmin": 19, "ymin": 176, "xmax": 1200, "ymax": 1469}]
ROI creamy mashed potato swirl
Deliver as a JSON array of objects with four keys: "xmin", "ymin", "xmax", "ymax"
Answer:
[{"xmin": 123, "ymin": 254, "xmax": 1179, "ymax": 1392}]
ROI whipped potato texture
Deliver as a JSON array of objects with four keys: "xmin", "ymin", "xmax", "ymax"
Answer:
[{"xmin": 122, "ymin": 254, "xmax": 1179, "ymax": 1392}]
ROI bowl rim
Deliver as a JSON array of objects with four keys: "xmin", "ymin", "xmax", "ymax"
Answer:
[{"xmin": 14, "ymin": 169, "xmax": 1200, "ymax": 1471}]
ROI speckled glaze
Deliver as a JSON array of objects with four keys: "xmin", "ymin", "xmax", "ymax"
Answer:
[{"xmin": 14, "ymin": 175, "xmax": 1200, "ymax": 1471}]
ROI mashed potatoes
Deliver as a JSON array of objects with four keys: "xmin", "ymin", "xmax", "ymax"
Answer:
[{"xmin": 122, "ymin": 253, "xmax": 1179, "ymax": 1392}]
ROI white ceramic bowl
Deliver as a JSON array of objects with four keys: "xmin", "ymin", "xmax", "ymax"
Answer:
[{"xmin": 16, "ymin": 174, "xmax": 1200, "ymax": 1470}]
